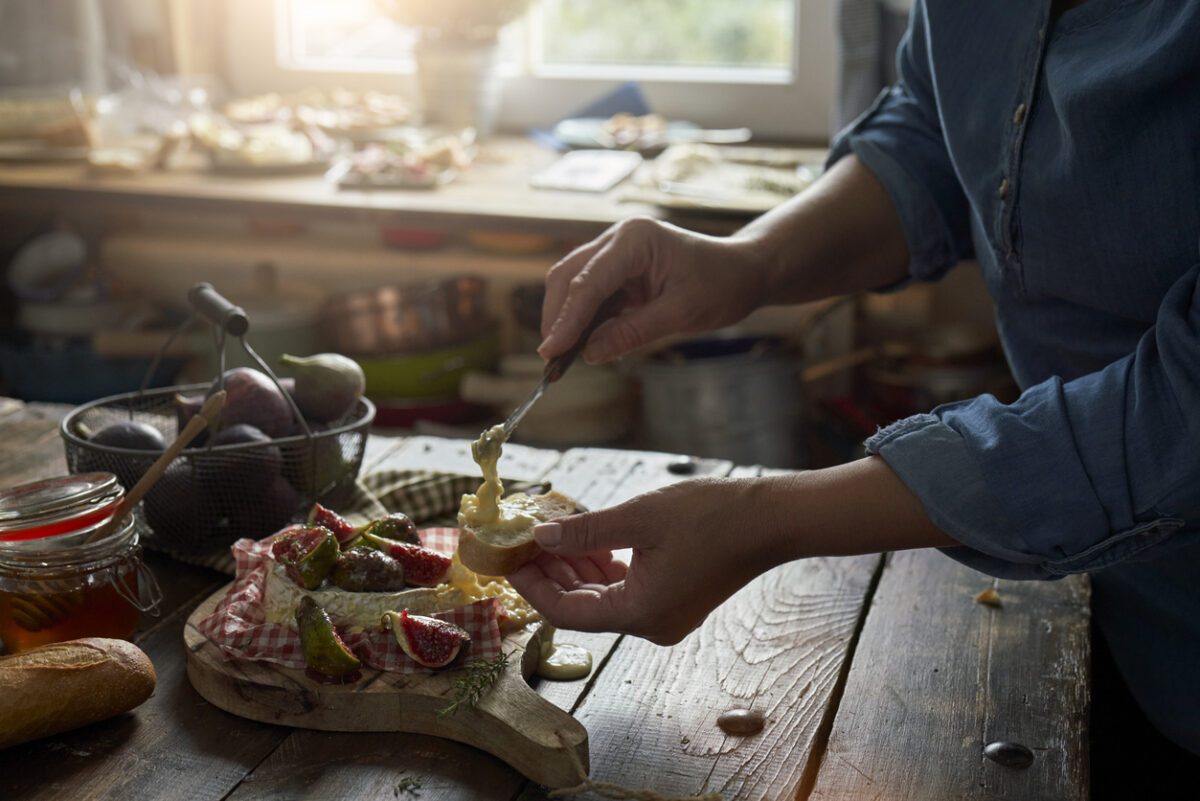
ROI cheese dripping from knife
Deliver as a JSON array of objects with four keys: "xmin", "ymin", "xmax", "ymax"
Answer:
[{"xmin": 460, "ymin": 423, "xmax": 507, "ymax": 527}]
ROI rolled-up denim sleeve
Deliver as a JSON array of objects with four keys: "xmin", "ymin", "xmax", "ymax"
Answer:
[
  {"xmin": 827, "ymin": 0, "xmax": 974, "ymax": 283},
  {"xmin": 867, "ymin": 263, "xmax": 1200, "ymax": 579}
]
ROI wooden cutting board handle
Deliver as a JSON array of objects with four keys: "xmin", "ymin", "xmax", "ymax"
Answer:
[{"xmin": 184, "ymin": 585, "xmax": 588, "ymax": 788}]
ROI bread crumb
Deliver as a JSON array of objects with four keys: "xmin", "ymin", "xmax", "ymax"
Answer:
[{"xmin": 976, "ymin": 588, "xmax": 1002, "ymax": 607}]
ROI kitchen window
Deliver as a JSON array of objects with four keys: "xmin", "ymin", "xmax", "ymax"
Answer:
[{"xmin": 225, "ymin": 0, "xmax": 835, "ymax": 141}]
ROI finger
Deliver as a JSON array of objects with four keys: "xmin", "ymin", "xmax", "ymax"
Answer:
[
  {"xmin": 599, "ymin": 556, "xmax": 627, "ymax": 583},
  {"xmin": 533, "ymin": 510, "xmax": 641, "ymax": 557},
  {"xmin": 580, "ymin": 294, "xmax": 691, "ymax": 363},
  {"xmin": 540, "ymin": 552, "xmax": 612, "ymax": 587},
  {"xmin": 541, "ymin": 237, "xmax": 607, "ymax": 339},
  {"xmin": 539, "ymin": 237, "xmax": 641, "ymax": 361},
  {"xmin": 533, "ymin": 583, "xmax": 628, "ymax": 634}
]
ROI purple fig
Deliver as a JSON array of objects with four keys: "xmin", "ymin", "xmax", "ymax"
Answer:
[
  {"xmin": 331, "ymin": 546, "xmax": 407, "ymax": 592},
  {"xmin": 218, "ymin": 367, "xmax": 294, "ymax": 438},
  {"xmin": 279, "ymin": 353, "xmax": 365, "ymax": 423}
]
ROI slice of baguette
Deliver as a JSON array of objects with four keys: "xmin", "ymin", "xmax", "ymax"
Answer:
[
  {"xmin": 0, "ymin": 637, "xmax": 156, "ymax": 750},
  {"xmin": 457, "ymin": 490, "xmax": 576, "ymax": 576}
]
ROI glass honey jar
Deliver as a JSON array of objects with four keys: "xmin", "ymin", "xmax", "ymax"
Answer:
[{"xmin": 0, "ymin": 473, "xmax": 162, "ymax": 653}]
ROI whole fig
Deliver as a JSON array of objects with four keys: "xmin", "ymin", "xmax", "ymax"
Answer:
[
  {"xmin": 218, "ymin": 367, "xmax": 294, "ymax": 438},
  {"xmin": 88, "ymin": 420, "xmax": 168, "ymax": 451},
  {"xmin": 228, "ymin": 473, "xmax": 300, "ymax": 540},
  {"xmin": 143, "ymin": 461, "xmax": 218, "ymax": 553},
  {"xmin": 78, "ymin": 420, "xmax": 168, "ymax": 488},
  {"xmin": 199, "ymin": 423, "xmax": 282, "ymax": 498},
  {"xmin": 284, "ymin": 423, "xmax": 348, "ymax": 499},
  {"xmin": 330, "ymin": 546, "xmax": 406, "ymax": 592},
  {"xmin": 176, "ymin": 369, "xmax": 293, "ymax": 441},
  {"xmin": 279, "ymin": 353, "xmax": 365, "ymax": 423}
]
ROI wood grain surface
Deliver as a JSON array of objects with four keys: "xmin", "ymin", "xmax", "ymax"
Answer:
[
  {"xmin": 0, "ymin": 406, "xmax": 1090, "ymax": 801},
  {"xmin": 808, "ymin": 550, "xmax": 1090, "ymax": 800}
]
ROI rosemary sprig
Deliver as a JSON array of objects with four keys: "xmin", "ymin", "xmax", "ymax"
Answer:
[
  {"xmin": 393, "ymin": 774, "xmax": 422, "ymax": 797},
  {"xmin": 438, "ymin": 650, "xmax": 512, "ymax": 717}
]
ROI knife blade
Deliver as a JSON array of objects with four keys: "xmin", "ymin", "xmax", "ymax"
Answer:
[{"xmin": 500, "ymin": 292, "xmax": 624, "ymax": 438}]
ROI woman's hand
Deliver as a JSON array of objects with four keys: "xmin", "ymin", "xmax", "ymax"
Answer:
[
  {"xmin": 538, "ymin": 217, "xmax": 767, "ymax": 364},
  {"xmin": 506, "ymin": 459, "xmax": 956, "ymax": 645},
  {"xmin": 507, "ymin": 477, "xmax": 783, "ymax": 645},
  {"xmin": 537, "ymin": 155, "xmax": 913, "ymax": 366}
]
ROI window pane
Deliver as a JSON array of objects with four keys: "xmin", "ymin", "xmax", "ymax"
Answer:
[
  {"xmin": 537, "ymin": 0, "xmax": 792, "ymax": 71},
  {"xmin": 283, "ymin": 0, "xmax": 415, "ymax": 68}
]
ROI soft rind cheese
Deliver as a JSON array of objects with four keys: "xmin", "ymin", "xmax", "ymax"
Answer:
[
  {"xmin": 263, "ymin": 560, "xmax": 454, "ymax": 632},
  {"xmin": 262, "ymin": 555, "xmax": 540, "ymax": 631}
]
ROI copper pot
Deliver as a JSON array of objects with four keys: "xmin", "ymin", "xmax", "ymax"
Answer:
[{"xmin": 323, "ymin": 275, "xmax": 489, "ymax": 356}]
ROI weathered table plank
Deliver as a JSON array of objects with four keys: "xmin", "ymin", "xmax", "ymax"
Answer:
[
  {"xmin": 520, "ymin": 554, "xmax": 882, "ymax": 801},
  {"xmin": 2, "ymin": 587, "xmax": 291, "ymax": 801},
  {"xmin": 809, "ymin": 550, "xmax": 1090, "ymax": 801},
  {"xmin": 0, "ymin": 417, "xmax": 70, "ymax": 487},
  {"xmin": 368, "ymin": 434, "xmax": 565, "ymax": 484}
]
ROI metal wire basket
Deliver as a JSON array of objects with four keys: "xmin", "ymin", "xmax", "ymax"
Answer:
[{"xmin": 58, "ymin": 283, "xmax": 376, "ymax": 556}]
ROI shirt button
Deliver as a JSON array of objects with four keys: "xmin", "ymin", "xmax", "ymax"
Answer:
[
  {"xmin": 999, "ymin": 178, "xmax": 1010, "ymax": 198},
  {"xmin": 1013, "ymin": 104, "xmax": 1027, "ymax": 125}
]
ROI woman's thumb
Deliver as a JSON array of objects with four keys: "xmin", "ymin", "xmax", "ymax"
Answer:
[{"xmin": 533, "ymin": 509, "xmax": 631, "ymax": 556}]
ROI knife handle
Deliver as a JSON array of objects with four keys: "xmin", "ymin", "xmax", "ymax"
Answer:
[{"xmin": 543, "ymin": 292, "xmax": 624, "ymax": 383}]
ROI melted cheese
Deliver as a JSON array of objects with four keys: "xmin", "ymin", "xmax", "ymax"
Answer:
[
  {"xmin": 440, "ymin": 551, "xmax": 540, "ymax": 628},
  {"xmin": 462, "ymin": 423, "xmax": 507, "ymax": 527},
  {"xmin": 536, "ymin": 640, "xmax": 593, "ymax": 681}
]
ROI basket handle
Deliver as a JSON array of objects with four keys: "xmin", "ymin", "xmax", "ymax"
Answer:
[{"xmin": 188, "ymin": 282, "xmax": 249, "ymax": 336}]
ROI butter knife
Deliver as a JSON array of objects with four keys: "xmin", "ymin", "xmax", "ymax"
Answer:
[{"xmin": 500, "ymin": 292, "xmax": 624, "ymax": 438}]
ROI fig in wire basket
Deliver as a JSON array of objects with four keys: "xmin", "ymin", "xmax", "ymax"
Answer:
[{"xmin": 279, "ymin": 352, "xmax": 365, "ymax": 424}]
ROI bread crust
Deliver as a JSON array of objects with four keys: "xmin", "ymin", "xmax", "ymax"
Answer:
[
  {"xmin": 457, "ymin": 491, "xmax": 576, "ymax": 576},
  {"xmin": 0, "ymin": 637, "xmax": 156, "ymax": 749},
  {"xmin": 457, "ymin": 526, "xmax": 542, "ymax": 576}
]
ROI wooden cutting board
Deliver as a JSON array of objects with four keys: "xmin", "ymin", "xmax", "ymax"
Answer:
[{"xmin": 184, "ymin": 583, "xmax": 589, "ymax": 788}]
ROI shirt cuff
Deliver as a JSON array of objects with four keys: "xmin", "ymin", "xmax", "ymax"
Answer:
[
  {"xmin": 865, "ymin": 413, "xmax": 1187, "ymax": 579},
  {"xmin": 827, "ymin": 90, "xmax": 963, "ymax": 287}
]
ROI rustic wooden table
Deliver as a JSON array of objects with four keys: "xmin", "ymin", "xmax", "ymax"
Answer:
[{"xmin": 0, "ymin": 398, "xmax": 1089, "ymax": 801}]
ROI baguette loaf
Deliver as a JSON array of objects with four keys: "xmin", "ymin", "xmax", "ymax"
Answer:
[
  {"xmin": 0, "ymin": 637, "xmax": 156, "ymax": 750},
  {"xmin": 457, "ymin": 490, "xmax": 576, "ymax": 576}
]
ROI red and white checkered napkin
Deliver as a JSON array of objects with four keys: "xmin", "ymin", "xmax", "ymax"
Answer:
[{"xmin": 194, "ymin": 527, "xmax": 503, "ymax": 673}]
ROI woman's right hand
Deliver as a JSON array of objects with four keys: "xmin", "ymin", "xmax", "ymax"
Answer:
[{"xmin": 538, "ymin": 216, "xmax": 767, "ymax": 364}]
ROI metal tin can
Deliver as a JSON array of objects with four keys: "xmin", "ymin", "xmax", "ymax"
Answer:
[{"xmin": 0, "ymin": 473, "xmax": 162, "ymax": 652}]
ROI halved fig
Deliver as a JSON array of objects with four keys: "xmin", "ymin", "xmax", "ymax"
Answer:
[
  {"xmin": 361, "ymin": 512, "xmax": 420, "ymax": 545},
  {"xmin": 272, "ymin": 525, "xmax": 340, "ymax": 589},
  {"xmin": 296, "ymin": 596, "xmax": 361, "ymax": 678},
  {"xmin": 381, "ymin": 609, "xmax": 469, "ymax": 668},
  {"xmin": 306, "ymin": 502, "xmax": 359, "ymax": 547},
  {"xmin": 385, "ymin": 541, "xmax": 452, "ymax": 587}
]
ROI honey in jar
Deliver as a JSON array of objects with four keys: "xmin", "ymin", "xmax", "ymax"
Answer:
[{"xmin": 0, "ymin": 473, "xmax": 162, "ymax": 653}]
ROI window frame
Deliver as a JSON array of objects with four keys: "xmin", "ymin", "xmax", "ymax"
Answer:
[{"xmin": 222, "ymin": 0, "xmax": 835, "ymax": 143}]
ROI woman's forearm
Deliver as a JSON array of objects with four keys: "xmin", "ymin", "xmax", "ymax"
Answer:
[
  {"xmin": 732, "ymin": 154, "xmax": 912, "ymax": 307},
  {"xmin": 743, "ymin": 456, "xmax": 958, "ymax": 570}
]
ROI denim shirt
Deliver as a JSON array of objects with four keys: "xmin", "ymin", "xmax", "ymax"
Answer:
[{"xmin": 828, "ymin": 0, "xmax": 1200, "ymax": 751}]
